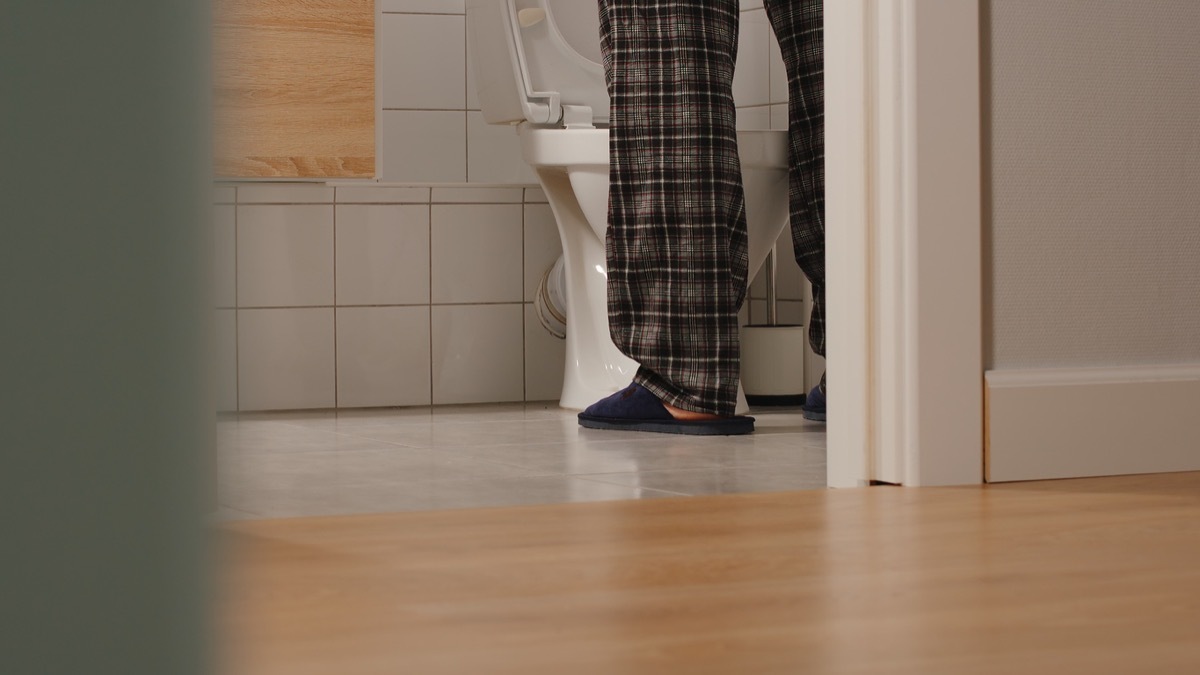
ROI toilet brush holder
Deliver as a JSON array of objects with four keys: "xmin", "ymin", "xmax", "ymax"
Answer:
[{"xmin": 741, "ymin": 247, "xmax": 807, "ymax": 406}]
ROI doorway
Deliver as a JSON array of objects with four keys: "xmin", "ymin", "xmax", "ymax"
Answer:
[{"xmin": 824, "ymin": 0, "xmax": 984, "ymax": 487}]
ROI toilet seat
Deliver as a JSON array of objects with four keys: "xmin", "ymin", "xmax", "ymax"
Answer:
[{"xmin": 467, "ymin": 0, "xmax": 608, "ymax": 127}]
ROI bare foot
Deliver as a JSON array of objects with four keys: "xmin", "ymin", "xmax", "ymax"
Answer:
[{"xmin": 661, "ymin": 400, "xmax": 727, "ymax": 421}]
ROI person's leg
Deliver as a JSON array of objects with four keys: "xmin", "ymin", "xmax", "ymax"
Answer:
[
  {"xmin": 763, "ymin": 0, "xmax": 825, "ymax": 395},
  {"xmin": 598, "ymin": 0, "xmax": 747, "ymax": 417}
]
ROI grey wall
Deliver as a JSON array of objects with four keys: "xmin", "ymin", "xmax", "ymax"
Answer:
[
  {"xmin": 985, "ymin": 0, "xmax": 1200, "ymax": 370},
  {"xmin": 2, "ymin": 2, "xmax": 210, "ymax": 674}
]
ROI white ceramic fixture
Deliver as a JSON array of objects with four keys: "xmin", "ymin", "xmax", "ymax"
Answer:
[{"xmin": 467, "ymin": 0, "xmax": 791, "ymax": 410}]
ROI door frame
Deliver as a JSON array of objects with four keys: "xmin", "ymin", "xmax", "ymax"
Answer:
[{"xmin": 825, "ymin": 0, "xmax": 983, "ymax": 487}]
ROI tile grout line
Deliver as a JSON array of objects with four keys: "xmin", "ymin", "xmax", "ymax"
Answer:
[
  {"xmin": 380, "ymin": 12, "xmax": 466, "ymax": 17},
  {"xmin": 333, "ymin": 196, "xmax": 339, "ymax": 409},
  {"xmin": 232, "ymin": 301, "xmax": 529, "ymax": 310},
  {"xmin": 521, "ymin": 201, "xmax": 527, "ymax": 402},
  {"xmin": 234, "ymin": 186, "xmax": 241, "ymax": 412},
  {"xmin": 375, "ymin": 0, "xmax": 383, "ymax": 180},
  {"xmin": 428, "ymin": 200, "xmax": 435, "ymax": 407},
  {"xmin": 464, "ymin": 13, "xmax": 470, "ymax": 183},
  {"xmin": 236, "ymin": 201, "xmax": 525, "ymax": 206}
]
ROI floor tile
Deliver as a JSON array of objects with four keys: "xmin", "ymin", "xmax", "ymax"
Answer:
[
  {"xmin": 219, "ymin": 447, "xmax": 538, "ymax": 492},
  {"xmin": 218, "ymin": 423, "xmax": 403, "ymax": 454},
  {"xmin": 209, "ymin": 505, "xmax": 263, "ymax": 521},
  {"xmin": 453, "ymin": 438, "xmax": 744, "ymax": 475},
  {"xmin": 576, "ymin": 464, "xmax": 828, "ymax": 497},
  {"xmin": 223, "ymin": 476, "xmax": 684, "ymax": 518},
  {"xmin": 214, "ymin": 403, "xmax": 827, "ymax": 519},
  {"xmin": 335, "ymin": 417, "xmax": 584, "ymax": 449}
]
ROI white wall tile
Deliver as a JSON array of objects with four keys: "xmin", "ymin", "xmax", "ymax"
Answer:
[
  {"xmin": 467, "ymin": 112, "xmax": 538, "ymax": 183},
  {"xmin": 769, "ymin": 30, "xmax": 788, "ymax": 105},
  {"xmin": 214, "ymin": 309, "xmax": 238, "ymax": 412},
  {"xmin": 335, "ymin": 186, "xmax": 430, "ymax": 203},
  {"xmin": 336, "ymin": 306, "xmax": 432, "ymax": 407},
  {"xmin": 749, "ymin": 297, "xmax": 805, "ymax": 327},
  {"xmin": 237, "ymin": 185, "xmax": 334, "ymax": 204},
  {"xmin": 380, "ymin": 13, "xmax": 465, "ymax": 110},
  {"xmin": 741, "ymin": 0, "xmax": 764, "ymax": 10},
  {"xmin": 750, "ymin": 266, "xmax": 766, "ymax": 299},
  {"xmin": 776, "ymin": 233, "xmax": 806, "ymax": 302},
  {"xmin": 238, "ymin": 308, "xmax": 335, "ymax": 410},
  {"xmin": 733, "ymin": 10, "xmax": 771, "ymax": 108},
  {"xmin": 431, "ymin": 186, "xmax": 524, "ymax": 203},
  {"xmin": 737, "ymin": 106, "xmax": 771, "ymax": 130},
  {"xmin": 335, "ymin": 205, "xmax": 430, "ymax": 306},
  {"xmin": 749, "ymin": 231, "xmax": 807, "ymax": 302},
  {"xmin": 432, "ymin": 304, "xmax": 524, "ymax": 404},
  {"xmin": 749, "ymin": 299, "xmax": 766, "ymax": 325},
  {"xmin": 524, "ymin": 187, "xmax": 548, "ymax": 203},
  {"xmin": 213, "ymin": 186, "xmax": 236, "ymax": 204},
  {"xmin": 523, "ymin": 203, "xmax": 561, "ymax": 302},
  {"xmin": 770, "ymin": 103, "xmax": 789, "ymax": 130},
  {"xmin": 237, "ymin": 205, "xmax": 334, "ymax": 307},
  {"xmin": 213, "ymin": 205, "xmax": 237, "ymax": 308},
  {"xmin": 465, "ymin": 36, "xmax": 480, "ymax": 111},
  {"xmin": 381, "ymin": 0, "xmax": 464, "ymax": 13},
  {"xmin": 381, "ymin": 110, "xmax": 467, "ymax": 182},
  {"xmin": 524, "ymin": 304, "xmax": 565, "ymax": 402},
  {"xmin": 430, "ymin": 204, "xmax": 523, "ymax": 303},
  {"xmin": 776, "ymin": 300, "xmax": 805, "ymax": 325}
]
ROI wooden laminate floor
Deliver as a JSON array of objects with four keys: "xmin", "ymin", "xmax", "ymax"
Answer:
[{"xmin": 218, "ymin": 472, "xmax": 1200, "ymax": 674}]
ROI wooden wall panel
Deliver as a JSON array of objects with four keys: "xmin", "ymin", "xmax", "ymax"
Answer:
[{"xmin": 214, "ymin": 0, "xmax": 375, "ymax": 178}]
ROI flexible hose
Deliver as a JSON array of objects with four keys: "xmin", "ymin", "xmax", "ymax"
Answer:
[{"xmin": 534, "ymin": 256, "xmax": 567, "ymax": 339}]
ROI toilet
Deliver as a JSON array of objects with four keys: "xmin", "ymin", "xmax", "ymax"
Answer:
[{"xmin": 467, "ymin": 0, "xmax": 791, "ymax": 411}]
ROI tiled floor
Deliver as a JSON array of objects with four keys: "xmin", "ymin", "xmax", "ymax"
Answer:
[{"xmin": 216, "ymin": 403, "xmax": 827, "ymax": 519}]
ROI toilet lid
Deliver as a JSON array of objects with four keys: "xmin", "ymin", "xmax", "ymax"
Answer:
[
  {"xmin": 510, "ymin": 0, "xmax": 609, "ymax": 125},
  {"xmin": 545, "ymin": 0, "xmax": 602, "ymax": 65}
]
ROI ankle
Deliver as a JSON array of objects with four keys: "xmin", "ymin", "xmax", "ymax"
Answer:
[{"xmin": 662, "ymin": 400, "xmax": 724, "ymax": 421}]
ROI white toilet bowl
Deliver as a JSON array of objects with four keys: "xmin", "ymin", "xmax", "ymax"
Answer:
[
  {"xmin": 467, "ymin": 0, "xmax": 791, "ymax": 411},
  {"xmin": 521, "ymin": 125, "xmax": 790, "ymax": 410}
]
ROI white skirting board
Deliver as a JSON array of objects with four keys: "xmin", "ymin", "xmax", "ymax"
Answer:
[{"xmin": 986, "ymin": 365, "xmax": 1200, "ymax": 482}]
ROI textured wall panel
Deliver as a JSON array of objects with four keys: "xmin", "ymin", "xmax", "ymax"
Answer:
[{"xmin": 987, "ymin": 0, "xmax": 1200, "ymax": 368}]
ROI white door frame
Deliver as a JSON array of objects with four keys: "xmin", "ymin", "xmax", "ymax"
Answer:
[{"xmin": 825, "ymin": 0, "xmax": 983, "ymax": 487}]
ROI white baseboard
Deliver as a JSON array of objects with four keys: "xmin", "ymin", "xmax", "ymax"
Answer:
[{"xmin": 986, "ymin": 365, "xmax": 1200, "ymax": 482}]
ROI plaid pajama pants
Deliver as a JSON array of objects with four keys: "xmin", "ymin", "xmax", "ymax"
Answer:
[{"xmin": 599, "ymin": 0, "xmax": 825, "ymax": 415}]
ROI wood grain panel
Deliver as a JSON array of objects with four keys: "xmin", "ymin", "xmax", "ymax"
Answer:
[
  {"xmin": 214, "ymin": 0, "xmax": 374, "ymax": 178},
  {"xmin": 219, "ymin": 472, "xmax": 1200, "ymax": 674}
]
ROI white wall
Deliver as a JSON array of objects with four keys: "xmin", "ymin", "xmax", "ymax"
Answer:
[
  {"xmin": 986, "ymin": 0, "xmax": 1200, "ymax": 370},
  {"xmin": 984, "ymin": 1, "xmax": 1200, "ymax": 481},
  {"xmin": 215, "ymin": 0, "xmax": 815, "ymax": 411}
]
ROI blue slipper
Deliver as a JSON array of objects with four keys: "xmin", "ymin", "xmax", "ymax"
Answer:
[
  {"xmin": 802, "ymin": 384, "xmax": 826, "ymax": 422},
  {"xmin": 578, "ymin": 383, "xmax": 754, "ymax": 436}
]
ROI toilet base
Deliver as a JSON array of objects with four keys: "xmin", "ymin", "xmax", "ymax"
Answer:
[{"xmin": 520, "ymin": 126, "xmax": 789, "ymax": 418}]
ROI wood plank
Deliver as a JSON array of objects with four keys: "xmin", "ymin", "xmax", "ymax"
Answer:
[
  {"xmin": 218, "ymin": 473, "xmax": 1200, "ymax": 674},
  {"xmin": 213, "ymin": 0, "xmax": 374, "ymax": 178}
]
